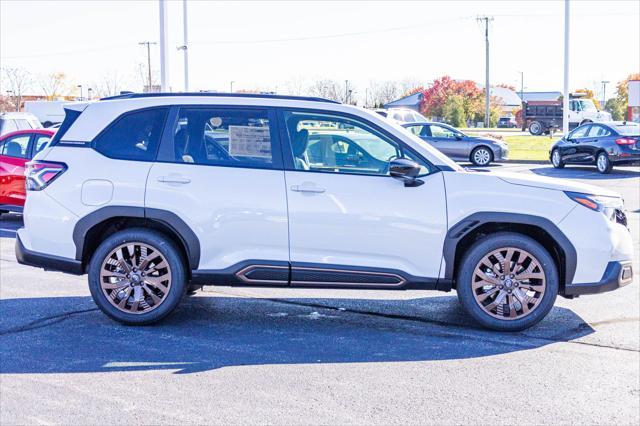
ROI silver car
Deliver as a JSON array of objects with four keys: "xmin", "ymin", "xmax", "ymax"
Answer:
[{"xmin": 402, "ymin": 121, "xmax": 508, "ymax": 166}]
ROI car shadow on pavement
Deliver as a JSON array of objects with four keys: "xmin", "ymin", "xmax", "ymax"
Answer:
[
  {"xmin": 0, "ymin": 294, "xmax": 594, "ymax": 375},
  {"xmin": 531, "ymin": 166, "xmax": 640, "ymax": 180}
]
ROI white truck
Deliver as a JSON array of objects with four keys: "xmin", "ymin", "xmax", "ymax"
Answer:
[{"xmin": 23, "ymin": 100, "xmax": 67, "ymax": 127}]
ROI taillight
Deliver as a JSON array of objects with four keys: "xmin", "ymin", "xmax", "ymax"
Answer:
[
  {"xmin": 25, "ymin": 161, "xmax": 67, "ymax": 191},
  {"xmin": 615, "ymin": 138, "xmax": 636, "ymax": 145}
]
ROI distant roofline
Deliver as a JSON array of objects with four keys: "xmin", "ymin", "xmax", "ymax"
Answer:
[{"xmin": 100, "ymin": 92, "xmax": 340, "ymax": 104}]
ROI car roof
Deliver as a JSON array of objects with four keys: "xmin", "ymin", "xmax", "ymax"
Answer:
[
  {"xmin": 0, "ymin": 129, "xmax": 55, "ymax": 140},
  {"xmin": 400, "ymin": 121, "xmax": 443, "ymax": 126},
  {"xmin": 0, "ymin": 112, "xmax": 39, "ymax": 118},
  {"xmin": 101, "ymin": 92, "xmax": 339, "ymax": 104}
]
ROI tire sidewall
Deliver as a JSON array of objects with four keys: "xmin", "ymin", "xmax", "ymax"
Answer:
[
  {"xmin": 471, "ymin": 147, "xmax": 493, "ymax": 166},
  {"xmin": 456, "ymin": 232, "xmax": 559, "ymax": 331},
  {"xmin": 596, "ymin": 153, "xmax": 612, "ymax": 174},
  {"xmin": 88, "ymin": 228, "xmax": 187, "ymax": 325},
  {"xmin": 551, "ymin": 149, "xmax": 564, "ymax": 168},
  {"xmin": 529, "ymin": 121, "xmax": 542, "ymax": 135}
]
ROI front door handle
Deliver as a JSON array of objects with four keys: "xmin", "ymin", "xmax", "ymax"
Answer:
[
  {"xmin": 158, "ymin": 175, "xmax": 191, "ymax": 184},
  {"xmin": 291, "ymin": 184, "xmax": 325, "ymax": 193}
]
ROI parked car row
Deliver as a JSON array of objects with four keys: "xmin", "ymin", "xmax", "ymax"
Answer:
[{"xmin": 13, "ymin": 93, "xmax": 634, "ymax": 332}]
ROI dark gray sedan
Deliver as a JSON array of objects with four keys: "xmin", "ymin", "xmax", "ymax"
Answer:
[{"xmin": 402, "ymin": 122, "xmax": 508, "ymax": 166}]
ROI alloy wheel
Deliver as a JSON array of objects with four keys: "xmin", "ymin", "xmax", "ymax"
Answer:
[
  {"xmin": 597, "ymin": 154, "xmax": 608, "ymax": 172},
  {"xmin": 552, "ymin": 150, "xmax": 561, "ymax": 167},
  {"xmin": 471, "ymin": 247, "xmax": 546, "ymax": 320},
  {"xmin": 99, "ymin": 242, "xmax": 172, "ymax": 314},
  {"xmin": 474, "ymin": 148, "xmax": 491, "ymax": 166}
]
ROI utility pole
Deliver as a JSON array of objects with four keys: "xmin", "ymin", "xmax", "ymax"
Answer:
[
  {"xmin": 139, "ymin": 41, "xmax": 157, "ymax": 92},
  {"xmin": 519, "ymin": 71, "xmax": 524, "ymax": 102},
  {"xmin": 77, "ymin": 84, "xmax": 83, "ymax": 101},
  {"xmin": 601, "ymin": 80, "xmax": 609, "ymax": 108},
  {"xmin": 176, "ymin": 0, "xmax": 190, "ymax": 92},
  {"xmin": 159, "ymin": 0, "xmax": 170, "ymax": 92},
  {"xmin": 478, "ymin": 16, "xmax": 493, "ymax": 128},
  {"xmin": 230, "ymin": 81, "xmax": 235, "ymax": 92},
  {"xmin": 562, "ymin": 0, "xmax": 570, "ymax": 135},
  {"xmin": 345, "ymin": 80, "xmax": 350, "ymax": 104}
]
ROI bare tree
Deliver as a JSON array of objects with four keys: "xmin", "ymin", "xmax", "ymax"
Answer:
[
  {"xmin": 2, "ymin": 67, "xmax": 32, "ymax": 111},
  {"xmin": 92, "ymin": 71, "xmax": 124, "ymax": 98},
  {"xmin": 39, "ymin": 72, "xmax": 67, "ymax": 99},
  {"xmin": 398, "ymin": 77, "xmax": 423, "ymax": 96},
  {"xmin": 367, "ymin": 80, "xmax": 401, "ymax": 107},
  {"xmin": 284, "ymin": 76, "xmax": 308, "ymax": 96},
  {"xmin": 307, "ymin": 79, "xmax": 355, "ymax": 103}
]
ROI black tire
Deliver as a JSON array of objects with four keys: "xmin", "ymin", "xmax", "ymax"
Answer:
[
  {"xmin": 43, "ymin": 121, "xmax": 53, "ymax": 128},
  {"xmin": 456, "ymin": 232, "xmax": 559, "ymax": 331},
  {"xmin": 88, "ymin": 228, "xmax": 187, "ymax": 325},
  {"xmin": 596, "ymin": 152, "xmax": 613, "ymax": 174},
  {"xmin": 551, "ymin": 149, "xmax": 565, "ymax": 169},
  {"xmin": 528, "ymin": 121, "xmax": 543, "ymax": 135},
  {"xmin": 470, "ymin": 146, "xmax": 494, "ymax": 166}
]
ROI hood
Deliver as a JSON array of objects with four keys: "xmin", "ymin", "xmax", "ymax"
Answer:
[{"xmin": 494, "ymin": 171, "xmax": 619, "ymax": 197}]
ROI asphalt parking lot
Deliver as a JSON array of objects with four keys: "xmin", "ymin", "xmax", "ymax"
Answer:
[{"xmin": 1, "ymin": 163, "xmax": 639, "ymax": 425}]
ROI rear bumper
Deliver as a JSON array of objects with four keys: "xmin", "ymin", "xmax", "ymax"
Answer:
[
  {"xmin": 563, "ymin": 261, "xmax": 634, "ymax": 296},
  {"xmin": 0, "ymin": 204, "xmax": 23, "ymax": 213},
  {"xmin": 15, "ymin": 233, "xmax": 83, "ymax": 275}
]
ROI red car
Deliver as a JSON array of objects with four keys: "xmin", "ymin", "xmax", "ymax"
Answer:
[{"xmin": 0, "ymin": 129, "xmax": 56, "ymax": 214}]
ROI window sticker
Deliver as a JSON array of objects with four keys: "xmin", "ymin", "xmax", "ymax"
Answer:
[{"xmin": 228, "ymin": 126, "xmax": 271, "ymax": 158}]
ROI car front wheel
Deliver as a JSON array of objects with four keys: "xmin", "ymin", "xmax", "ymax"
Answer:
[
  {"xmin": 88, "ymin": 228, "xmax": 187, "ymax": 325},
  {"xmin": 471, "ymin": 147, "xmax": 493, "ymax": 166},
  {"xmin": 456, "ymin": 232, "xmax": 558, "ymax": 331},
  {"xmin": 551, "ymin": 149, "xmax": 565, "ymax": 169},
  {"xmin": 596, "ymin": 152, "xmax": 613, "ymax": 174}
]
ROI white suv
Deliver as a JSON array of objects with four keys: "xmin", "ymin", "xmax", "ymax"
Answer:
[{"xmin": 16, "ymin": 93, "xmax": 634, "ymax": 331}]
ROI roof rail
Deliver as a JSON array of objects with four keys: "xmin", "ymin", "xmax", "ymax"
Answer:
[{"xmin": 100, "ymin": 92, "xmax": 340, "ymax": 104}]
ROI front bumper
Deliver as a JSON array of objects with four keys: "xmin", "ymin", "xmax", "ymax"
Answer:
[
  {"xmin": 564, "ymin": 260, "xmax": 633, "ymax": 296},
  {"xmin": 15, "ymin": 234, "xmax": 83, "ymax": 275}
]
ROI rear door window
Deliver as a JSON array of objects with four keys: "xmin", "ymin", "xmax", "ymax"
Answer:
[
  {"xmin": 93, "ymin": 108, "xmax": 168, "ymax": 161},
  {"xmin": 0, "ymin": 134, "xmax": 31, "ymax": 158},
  {"xmin": 168, "ymin": 107, "xmax": 278, "ymax": 169},
  {"xmin": 0, "ymin": 119, "xmax": 18, "ymax": 134},
  {"xmin": 15, "ymin": 119, "xmax": 32, "ymax": 130},
  {"xmin": 32, "ymin": 134, "xmax": 53, "ymax": 157}
]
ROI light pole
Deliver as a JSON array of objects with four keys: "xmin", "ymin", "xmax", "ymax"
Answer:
[
  {"xmin": 159, "ymin": 0, "xmax": 170, "ymax": 92},
  {"xmin": 518, "ymin": 71, "xmax": 524, "ymax": 103},
  {"xmin": 177, "ymin": 0, "xmax": 189, "ymax": 92},
  {"xmin": 601, "ymin": 80, "xmax": 609, "ymax": 108},
  {"xmin": 345, "ymin": 80, "xmax": 349, "ymax": 104},
  {"xmin": 365, "ymin": 87, "xmax": 369, "ymax": 108},
  {"xmin": 230, "ymin": 81, "xmax": 235, "ymax": 93},
  {"xmin": 87, "ymin": 88, "xmax": 93, "ymax": 100},
  {"xmin": 562, "ymin": 0, "xmax": 570, "ymax": 135},
  {"xmin": 77, "ymin": 85, "xmax": 83, "ymax": 101}
]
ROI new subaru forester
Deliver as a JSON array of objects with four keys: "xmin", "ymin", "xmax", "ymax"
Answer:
[{"xmin": 15, "ymin": 93, "xmax": 635, "ymax": 331}]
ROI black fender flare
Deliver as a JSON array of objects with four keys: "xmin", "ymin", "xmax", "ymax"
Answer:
[
  {"xmin": 72, "ymin": 206, "xmax": 201, "ymax": 270},
  {"xmin": 442, "ymin": 212, "xmax": 577, "ymax": 286}
]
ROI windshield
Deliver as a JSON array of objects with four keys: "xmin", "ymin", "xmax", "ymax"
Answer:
[{"xmin": 613, "ymin": 123, "xmax": 640, "ymax": 136}]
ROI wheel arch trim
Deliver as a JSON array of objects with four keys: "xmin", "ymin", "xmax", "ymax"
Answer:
[
  {"xmin": 442, "ymin": 212, "xmax": 577, "ymax": 286},
  {"xmin": 72, "ymin": 206, "xmax": 201, "ymax": 270}
]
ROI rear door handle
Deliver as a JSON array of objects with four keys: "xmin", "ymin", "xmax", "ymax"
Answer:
[
  {"xmin": 291, "ymin": 184, "xmax": 325, "ymax": 193},
  {"xmin": 158, "ymin": 175, "xmax": 191, "ymax": 184}
]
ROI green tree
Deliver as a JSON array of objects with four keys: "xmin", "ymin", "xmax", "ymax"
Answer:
[{"xmin": 442, "ymin": 94, "xmax": 466, "ymax": 127}]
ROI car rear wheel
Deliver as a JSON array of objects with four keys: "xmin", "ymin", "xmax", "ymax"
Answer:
[
  {"xmin": 551, "ymin": 149, "xmax": 565, "ymax": 169},
  {"xmin": 470, "ymin": 147, "xmax": 493, "ymax": 166},
  {"xmin": 528, "ymin": 121, "xmax": 543, "ymax": 135},
  {"xmin": 596, "ymin": 152, "xmax": 613, "ymax": 174},
  {"xmin": 456, "ymin": 232, "xmax": 558, "ymax": 331},
  {"xmin": 88, "ymin": 228, "xmax": 187, "ymax": 325}
]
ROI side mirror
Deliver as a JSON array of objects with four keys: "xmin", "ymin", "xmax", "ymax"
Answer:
[
  {"xmin": 455, "ymin": 134, "xmax": 463, "ymax": 140},
  {"xmin": 389, "ymin": 158, "xmax": 424, "ymax": 187}
]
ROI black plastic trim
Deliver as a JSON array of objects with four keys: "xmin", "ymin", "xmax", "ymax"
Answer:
[
  {"xmin": 100, "ymin": 92, "xmax": 340, "ymax": 104},
  {"xmin": 191, "ymin": 260, "xmax": 444, "ymax": 291},
  {"xmin": 72, "ymin": 206, "xmax": 201, "ymax": 270},
  {"xmin": 15, "ymin": 234, "xmax": 83, "ymax": 275},
  {"xmin": 442, "ymin": 212, "xmax": 578, "ymax": 286},
  {"xmin": 564, "ymin": 261, "xmax": 633, "ymax": 296}
]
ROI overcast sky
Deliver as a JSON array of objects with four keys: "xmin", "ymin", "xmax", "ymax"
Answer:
[{"xmin": 1, "ymin": 0, "xmax": 638, "ymax": 100}]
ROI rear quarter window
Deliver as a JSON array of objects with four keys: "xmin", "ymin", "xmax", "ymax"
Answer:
[{"xmin": 93, "ymin": 108, "xmax": 168, "ymax": 161}]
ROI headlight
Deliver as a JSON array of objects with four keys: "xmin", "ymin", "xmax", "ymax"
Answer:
[{"xmin": 565, "ymin": 191, "xmax": 627, "ymax": 226}]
